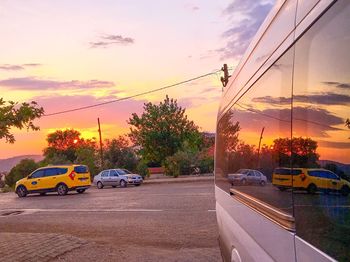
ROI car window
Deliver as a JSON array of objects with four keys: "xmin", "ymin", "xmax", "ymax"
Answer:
[
  {"xmin": 31, "ymin": 169, "xmax": 45, "ymax": 178},
  {"xmin": 122, "ymin": 169, "xmax": 132, "ymax": 174},
  {"xmin": 254, "ymin": 171, "xmax": 261, "ymax": 177},
  {"xmin": 110, "ymin": 170, "xmax": 119, "ymax": 177},
  {"xmin": 101, "ymin": 170, "xmax": 109, "ymax": 177}
]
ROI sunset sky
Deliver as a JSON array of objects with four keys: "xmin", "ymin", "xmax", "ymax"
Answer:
[{"xmin": 0, "ymin": 0, "xmax": 276, "ymax": 158}]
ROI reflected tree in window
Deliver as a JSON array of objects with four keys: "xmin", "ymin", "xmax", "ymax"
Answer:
[{"xmin": 272, "ymin": 137, "xmax": 319, "ymax": 167}]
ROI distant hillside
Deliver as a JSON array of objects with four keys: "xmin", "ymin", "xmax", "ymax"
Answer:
[
  {"xmin": 318, "ymin": 160, "xmax": 350, "ymax": 175},
  {"xmin": 0, "ymin": 155, "xmax": 43, "ymax": 172}
]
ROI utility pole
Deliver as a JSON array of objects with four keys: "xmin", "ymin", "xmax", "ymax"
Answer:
[
  {"xmin": 257, "ymin": 127, "xmax": 265, "ymax": 168},
  {"xmin": 97, "ymin": 118, "xmax": 104, "ymax": 168}
]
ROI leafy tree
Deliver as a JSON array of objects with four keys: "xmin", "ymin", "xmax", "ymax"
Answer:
[
  {"xmin": 128, "ymin": 96, "xmax": 201, "ymax": 165},
  {"xmin": 5, "ymin": 159, "xmax": 39, "ymax": 187},
  {"xmin": 42, "ymin": 129, "xmax": 98, "ymax": 175},
  {"xmin": 103, "ymin": 136, "xmax": 138, "ymax": 171},
  {"xmin": 75, "ymin": 145, "xmax": 99, "ymax": 177},
  {"xmin": 0, "ymin": 98, "xmax": 44, "ymax": 143},
  {"xmin": 43, "ymin": 129, "xmax": 96, "ymax": 163}
]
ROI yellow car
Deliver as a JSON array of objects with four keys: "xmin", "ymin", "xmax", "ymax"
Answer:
[
  {"xmin": 15, "ymin": 165, "xmax": 91, "ymax": 197},
  {"xmin": 272, "ymin": 167, "xmax": 350, "ymax": 196}
]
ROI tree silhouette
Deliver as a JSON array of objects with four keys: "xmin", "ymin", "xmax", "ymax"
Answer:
[{"xmin": 272, "ymin": 137, "xmax": 319, "ymax": 167}]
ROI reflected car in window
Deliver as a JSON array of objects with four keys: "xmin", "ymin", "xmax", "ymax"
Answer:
[
  {"xmin": 228, "ymin": 169, "xmax": 267, "ymax": 186},
  {"xmin": 273, "ymin": 168, "xmax": 350, "ymax": 195}
]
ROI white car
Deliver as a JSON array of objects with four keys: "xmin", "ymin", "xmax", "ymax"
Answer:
[
  {"xmin": 228, "ymin": 169, "xmax": 267, "ymax": 186},
  {"xmin": 120, "ymin": 169, "xmax": 143, "ymax": 186},
  {"xmin": 93, "ymin": 169, "xmax": 128, "ymax": 189}
]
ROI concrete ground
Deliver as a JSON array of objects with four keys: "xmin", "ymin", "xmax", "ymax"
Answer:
[{"xmin": 0, "ymin": 181, "xmax": 221, "ymax": 262}]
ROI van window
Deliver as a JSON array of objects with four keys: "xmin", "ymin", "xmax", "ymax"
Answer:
[
  {"xmin": 74, "ymin": 165, "xmax": 89, "ymax": 173},
  {"xmin": 292, "ymin": 1, "xmax": 350, "ymax": 260},
  {"xmin": 215, "ymin": 44, "xmax": 294, "ymax": 212},
  {"xmin": 274, "ymin": 168, "xmax": 302, "ymax": 176},
  {"xmin": 31, "ymin": 169, "xmax": 45, "ymax": 178},
  {"xmin": 44, "ymin": 168, "xmax": 68, "ymax": 177}
]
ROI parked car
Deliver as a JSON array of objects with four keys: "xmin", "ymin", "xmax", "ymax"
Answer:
[
  {"xmin": 120, "ymin": 169, "xmax": 143, "ymax": 186},
  {"xmin": 228, "ymin": 169, "xmax": 267, "ymax": 186},
  {"xmin": 93, "ymin": 169, "xmax": 129, "ymax": 189},
  {"xmin": 15, "ymin": 165, "xmax": 91, "ymax": 197},
  {"xmin": 272, "ymin": 167, "xmax": 350, "ymax": 195}
]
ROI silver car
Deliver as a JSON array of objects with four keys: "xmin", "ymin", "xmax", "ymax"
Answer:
[
  {"xmin": 228, "ymin": 169, "xmax": 267, "ymax": 186},
  {"xmin": 93, "ymin": 169, "xmax": 128, "ymax": 189},
  {"xmin": 120, "ymin": 169, "xmax": 143, "ymax": 186}
]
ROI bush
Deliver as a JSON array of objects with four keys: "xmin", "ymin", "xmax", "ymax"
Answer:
[
  {"xmin": 136, "ymin": 160, "xmax": 150, "ymax": 179},
  {"xmin": 0, "ymin": 185, "xmax": 12, "ymax": 193},
  {"xmin": 198, "ymin": 156, "xmax": 214, "ymax": 174},
  {"xmin": 5, "ymin": 159, "xmax": 39, "ymax": 187},
  {"xmin": 164, "ymin": 150, "xmax": 196, "ymax": 177},
  {"xmin": 0, "ymin": 179, "xmax": 5, "ymax": 188}
]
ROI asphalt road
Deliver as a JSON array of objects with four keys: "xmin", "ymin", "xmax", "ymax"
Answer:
[{"xmin": 0, "ymin": 181, "xmax": 221, "ymax": 262}]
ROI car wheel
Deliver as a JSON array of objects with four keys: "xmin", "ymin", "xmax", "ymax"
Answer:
[
  {"xmin": 340, "ymin": 186, "xmax": 349, "ymax": 196},
  {"xmin": 16, "ymin": 185, "xmax": 27, "ymax": 198},
  {"xmin": 112, "ymin": 185, "xmax": 117, "ymax": 188},
  {"xmin": 40, "ymin": 192, "xmax": 46, "ymax": 196},
  {"xmin": 97, "ymin": 181, "xmax": 104, "ymax": 189},
  {"xmin": 278, "ymin": 187, "xmax": 286, "ymax": 192},
  {"xmin": 260, "ymin": 180, "xmax": 266, "ymax": 186},
  {"xmin": 120, "ymin": 180, "xmax": 127, "ymax": 188},
  {"xmin": 77, "ymin": 189, "xmax": 85, "ymax": 194},
  {"xmin": 135, "ymin": 184, "xmax": 141, "ymax": 187},
  {"xmin": 307, "ymin": 184, "xmax": 317, "ymax": 194},
  {"xmin": 57, "ymin": 183, "xmax": 68, "ymax": 196}
]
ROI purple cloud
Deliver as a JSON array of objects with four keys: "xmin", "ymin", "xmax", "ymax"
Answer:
[
  {"xmin": 0, "ymin": 63, "xmax": 42, "ymax": 71},
  {"xmin": 253, "ymin": 93, "xmax": 350, "ymax": 106},
  {"xmin": 0, "ymin": 77, "xmax": 115, "ymax": 90},
  {"xmin": 218, "ymin": 0, "xmax": 275, "ymax": 60},
  {"xmin": 90, "ymin": 34, "xmax": 135, "ymax": 48}
]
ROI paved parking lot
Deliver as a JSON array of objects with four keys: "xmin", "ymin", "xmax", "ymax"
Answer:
[{"xmin": 0, "ymin": 181, "xmax": 221, "ymax": 261}]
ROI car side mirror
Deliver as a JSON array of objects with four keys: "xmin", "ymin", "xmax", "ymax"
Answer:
[{"xmin": 27, "ymin": 175, "xmax": 32, "ymax": 179}]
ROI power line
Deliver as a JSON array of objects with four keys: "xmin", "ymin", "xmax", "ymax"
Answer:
[{"xmin": 43, "ymin": 69, "xmax": 222, "ymax": 117}]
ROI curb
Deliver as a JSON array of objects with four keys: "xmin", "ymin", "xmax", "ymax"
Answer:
[{"xmin": 143, "ymin": 176, "xmax": 214, "ymax": 184}]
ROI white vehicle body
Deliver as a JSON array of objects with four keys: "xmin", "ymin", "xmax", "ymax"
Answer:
[{"xmin": 215, "ymin": 0, "xmax": 349, "ymax": 261}]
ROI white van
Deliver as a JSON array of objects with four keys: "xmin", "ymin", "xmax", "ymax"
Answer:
[{"xmin": 215, "ymin": 0, "xmax": 350, "ymax": 261}]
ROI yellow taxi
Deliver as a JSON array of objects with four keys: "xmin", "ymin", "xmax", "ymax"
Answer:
[
  {"xmin": 15, "ymin": 165, "xmax": 91, "ymax": 197},
  {"xmin": 272, "ymin": 167, "xmax": 350, "ymax": 196}
]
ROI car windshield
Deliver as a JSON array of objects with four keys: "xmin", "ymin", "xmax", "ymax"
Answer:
[
  {"xmin": 122, "ymin": 169, "xmax": 132, "ymax": 174},
  {"xmin": 117, "ymin": 169, "xmax": 128, "ymax": 175}
]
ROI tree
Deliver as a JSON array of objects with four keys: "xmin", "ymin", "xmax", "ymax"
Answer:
[
  {"xmin": 42, "ymin": 129, "xmax": 98, "ymax": 175},
  {"xmin": 272, "ymin": 137, "xmax": 319, "ymax": 167},
  {"xmin": 5, "ymin": 159, "xmax": 39, "ymax": 187},
  {"xmin": 217, "ymin": 110, "xmax": 241, "ymax": 154},
  {"xmin": 0, "ymin": 98, "xmax": 44, "ymax": 143},
  {"xmin": 128, "ymin": 96, "xmax": 201, "ymax": 165},
  {"xmin": 103, "ymin": 136, "xmax": 138, "ymax": 171}
]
